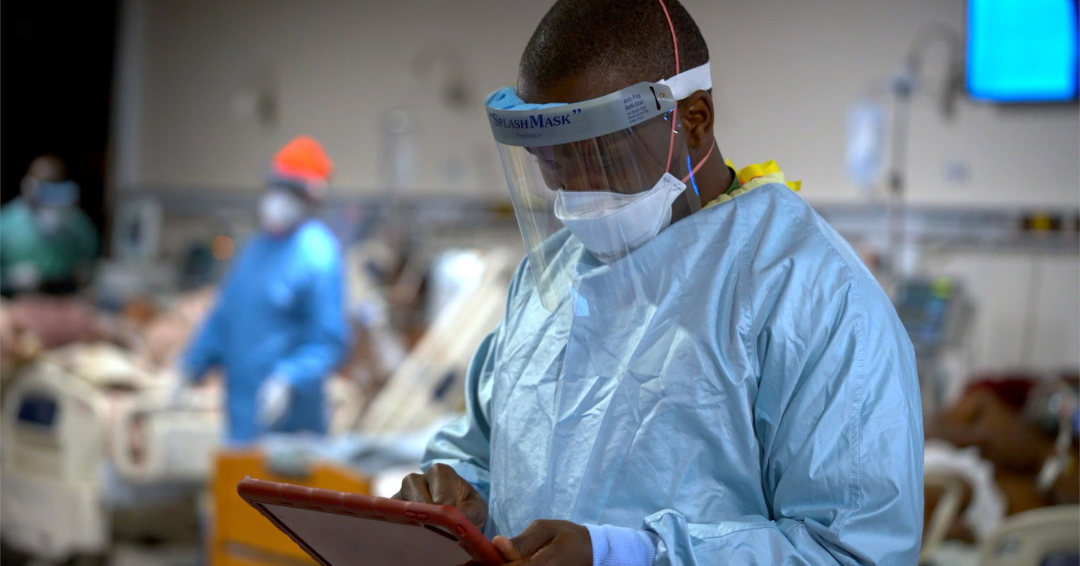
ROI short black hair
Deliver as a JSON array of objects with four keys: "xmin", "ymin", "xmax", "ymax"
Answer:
[{"xmin": 520, "ymin": 0, "xmax": 709, "ymax": 92}]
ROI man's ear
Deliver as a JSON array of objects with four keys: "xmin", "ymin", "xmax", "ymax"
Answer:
[{"xmin": 679, "ymin": 90, "xmax": 714, "ymax": 150}]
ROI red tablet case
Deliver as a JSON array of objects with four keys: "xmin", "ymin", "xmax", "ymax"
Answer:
[{"xmin": 237, "ymin": 477, "xmax": 505, "ymax": 566}]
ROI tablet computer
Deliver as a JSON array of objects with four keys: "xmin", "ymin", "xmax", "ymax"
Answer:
[{"xmin": 237, "ymin": 476, "xmax": 504, "ymax": 566}]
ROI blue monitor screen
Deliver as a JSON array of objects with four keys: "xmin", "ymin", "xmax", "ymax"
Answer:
[{"xmin": 968, "ymin": 0, "xmax": 1079, "ymax": 102}]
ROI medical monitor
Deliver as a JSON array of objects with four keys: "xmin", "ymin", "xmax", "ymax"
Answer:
[{"xmin": 968, "ymin": 0, "xmax": 1079, "ymax": 102}]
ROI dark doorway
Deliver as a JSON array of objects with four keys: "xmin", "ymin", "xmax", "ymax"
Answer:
[{"xmin": 1, "ymin": 0, "xmax": 120, "ymax": 238}]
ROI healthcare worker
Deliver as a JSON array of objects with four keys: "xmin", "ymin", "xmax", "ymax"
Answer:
[
  {"xmin": 178, "ymin": 136, "xmax": 349, "ymax": 445},
  {"xmin": 0, "ymin": 155, "xmax": 98, "ymax": 296},
  {"xmin": 394, "ymin": 1, "xmax": 924, "ymax": 565}
]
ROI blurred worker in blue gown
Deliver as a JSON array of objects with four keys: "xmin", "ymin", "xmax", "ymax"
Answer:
[
  {"xmin": 177, "ymin": 136, "xmax": 349, "ymax": 445},
  {"xmin": 0, "ymin": 155, "xmax": 98, "ymax": 297}
]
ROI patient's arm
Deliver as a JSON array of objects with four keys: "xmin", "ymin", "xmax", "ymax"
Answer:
[{"xmin": 928, "ymin": 388, "xmax": 1055, "ymax": 474}]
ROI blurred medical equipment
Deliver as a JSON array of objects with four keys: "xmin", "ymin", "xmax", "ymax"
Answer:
[
  {"xmin": 883, "ymin": 23, "xmax": 964, "ymax": 203},
  {"xmin": 968, "ymin": 0, "xmax": 1080, "ymax": 103},
  {"xmin": 2, "ymin": 359, "xmax": 113, "ymax": 562},
  {"xmin": 1024, "ymin": 379, "xmax": 1079, "ymax": 495},
  {"xmin": 111, "ymin": 196, "xmax": 163, "ymax": 264},
  {"xmin": 412, "ymin": 42, "xmax": 473, "ymax": 111},
  {"xmin": 0, "ymin": 346, "xmax": 214, "ymax": 563},
  {"xmin": 0, "ymin": 340, "xmax": 363, "ymax": 564},
  {"xmin": 977, "ymin": 505, "xmax": 1080, "ymax": 566},
  {"xmin": 425, "ymin": 249, "xmax": 487, "ymax": 323},
  {"xmin": 107, "ymin": 544, "xmax": 201, "ymax": 566},
  {"xmin": 95, "ymin": 260, "xmax": 177, "ymax": 313},
  {"xmin": 111, "ymin": 388, "xmax": 223, "ymax": 484},
  {"xmin": 342, "ymin": 240, "xmax": 408, "ymax": 402},
  {"xmin": 845, "ymin": 100, "xmax": 887, "ymax": 192},
  {"xmin": 379, "ymin": 109, "xmax": 419, "ymax": 193},
  {"xmin": 848, "ymin": 24, "xmax": 965, "ymax": 280},
  {"xmin": 893, "ymin": 277, "xmax": 974, "ymax": 417},
  {"xmin": 816, "ymin": 206, "xmax": 1080, "ymax": 259},
  {"xmin": 359, "ymin": 247, "xmax": 518, "ymax": 434}
]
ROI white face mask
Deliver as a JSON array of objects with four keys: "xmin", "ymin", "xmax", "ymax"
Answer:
[
  {"xmin": 554, "ymin": 172, "xmax": 689, "ymax": 263},
  {"xmin": 259, "ymin": 190, "xmax": 307, "ymax": 234},
  {"xmin": 34, "ymin": 207, "xmax": 67, "ymax": 236}
]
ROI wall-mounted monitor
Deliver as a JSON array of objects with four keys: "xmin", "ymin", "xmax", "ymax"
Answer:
[{"xmin": 968, "ymin": 0, "xmax": 1079, "ymax": 102}]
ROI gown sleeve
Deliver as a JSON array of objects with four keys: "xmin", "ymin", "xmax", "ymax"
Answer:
[{"xmin": 645, "ymin": 279, "xmax": 924, "ymax": 565}]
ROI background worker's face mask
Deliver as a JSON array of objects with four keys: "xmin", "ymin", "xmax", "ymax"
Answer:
[
  {"xmin": 485, "ymin": 61, "xmax": 714, "ymax": 309},
  {"xmin": 25, "ymin": 178, "xmax": 80, "ymax": 238},
  {"xmin": 259, "ymin": 188, "xmax": 307, "ymax": 235}
]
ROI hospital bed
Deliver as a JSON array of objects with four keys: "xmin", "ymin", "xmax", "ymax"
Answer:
[
  {"xmin": 0, "ymin": 344, "xmax": 363, "ymax": 564},
  {"xmin": 358, "ymin": 247, "xmax": 517, "ymax": 434},
  {"xmin": 893, "ymin": 277, "xmax": 973, "ymax": 418},
  {"xmin": 922, "ymin": 471, "xmax": 971, "ymax": 563},
  {"xmin": 1, "ymin": 358, "xmax": 113, "ymax": 562},
  {"xmin": 0, "ymin": 346, "xmax": 219, "ymax": 563},
  {"xmin": 979, "ymin": 505, "xmax": 1079, "ymax": 566}
]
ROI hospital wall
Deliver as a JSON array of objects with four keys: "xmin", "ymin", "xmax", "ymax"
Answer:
[{"xmin": 111, "ymin": 0, "xmax": 1079, "ymax": 372}]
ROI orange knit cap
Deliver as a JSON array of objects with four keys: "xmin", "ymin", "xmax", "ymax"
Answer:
[{"xmin": 271, "ymin": 136, "xmax": 334, "ymax": 197}]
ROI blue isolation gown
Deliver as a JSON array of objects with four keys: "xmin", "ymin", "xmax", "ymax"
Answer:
[
  {"xmin": 0, "ymin": 198, "xmax": 98, "ymax": 292},
  {"xmin": 183, "ymin": 220, "xmax": 349, "ymax": 444},
  {"xmin": 424, "ymin": 184, "xmax": 924, "ymax": 565}
]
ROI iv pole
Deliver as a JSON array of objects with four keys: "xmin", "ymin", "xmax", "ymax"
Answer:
[{"xmin": 886, "ymin": 24, "xmax": 965, "ymax": 281}]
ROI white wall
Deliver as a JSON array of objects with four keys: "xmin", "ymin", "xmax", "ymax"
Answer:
[
  {"xmin": 119, "ymin": 0, "xmax": 553, "ymax": 196},
  {"xmin": 116, "ymin": 0, "xmax": 1079, "ymax": 204},
  {"xmin": 112, "ymin": 0, "xmax": 1079, "ymax": 371}
]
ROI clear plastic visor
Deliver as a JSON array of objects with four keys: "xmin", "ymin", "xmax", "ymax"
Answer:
[{"xmin": 496, "ymin": 109, "xmax": 702, "ymax": 310}]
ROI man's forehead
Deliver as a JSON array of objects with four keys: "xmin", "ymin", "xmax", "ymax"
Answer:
[{"xmin": 518, "ymin": 66, "xmax": 647, "ymax": 105}]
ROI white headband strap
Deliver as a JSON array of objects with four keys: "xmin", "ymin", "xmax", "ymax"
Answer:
[{"xmin": 658, "ymin": 61, "xmax": 712, "ymax": 100}]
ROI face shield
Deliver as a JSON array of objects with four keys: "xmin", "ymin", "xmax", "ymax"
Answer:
[{"xmin": 486, "ymin": 63, "xmax": 714, "ymax": 310}]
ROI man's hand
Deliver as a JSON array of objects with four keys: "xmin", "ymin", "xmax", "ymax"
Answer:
[
  {"xmin": 493, "ymin": 520, "xmax": 591, "ymax": 566},
  {"xmin": 392, "ymin": 463, "xmax": 488, "ymax": 529}
]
